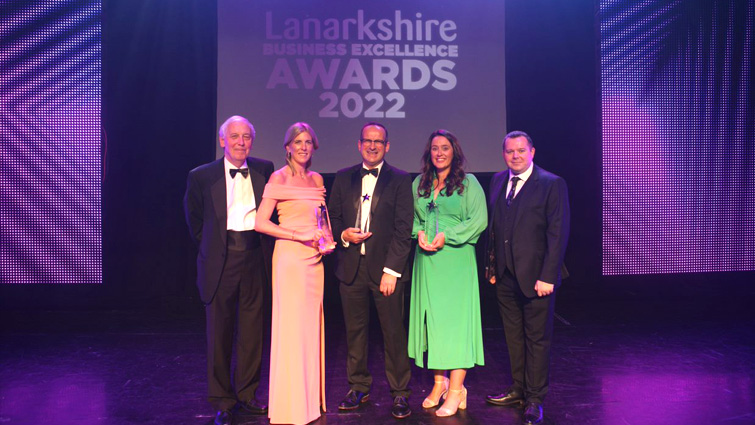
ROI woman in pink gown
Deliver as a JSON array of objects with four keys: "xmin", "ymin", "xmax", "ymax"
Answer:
[{"xmin": 255, "ymin": 122, "xmax": 332, "ymax": 424}]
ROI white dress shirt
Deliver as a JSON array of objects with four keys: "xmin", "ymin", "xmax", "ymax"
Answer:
[
  {"xmin": 224, "ymin": 158, "xmax": 257, "ymax": 231},
  {"xmin": 507, "ymin": 162, "xmax": 534, "ymax": 200}
]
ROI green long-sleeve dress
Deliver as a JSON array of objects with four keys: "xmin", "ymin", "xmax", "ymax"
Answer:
[{"xmin": 408, "ymin": 173, "xmax": 487, "ymax": 369}]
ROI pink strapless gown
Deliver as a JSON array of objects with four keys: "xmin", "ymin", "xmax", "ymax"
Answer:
[{"xmin": 263, "ymin": 183, "xmax": 326, "ymax": 425}]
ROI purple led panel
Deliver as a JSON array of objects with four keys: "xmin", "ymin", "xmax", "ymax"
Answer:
[
  {"xmin": 0, "ymin": 0, "xmax": 102, "ymax": 284},
  {"xmin": 601, "ymin": 0, "xmax": 754, "ymax": 275}
]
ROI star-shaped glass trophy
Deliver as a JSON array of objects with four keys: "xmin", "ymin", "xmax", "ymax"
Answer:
[
  {"xmin": 316, "ymin": 203, "xmax": 336, "ymax": 254},
  {"xmin": 355, "ymin": 193, "xmax": 371, "ymax": 233}
]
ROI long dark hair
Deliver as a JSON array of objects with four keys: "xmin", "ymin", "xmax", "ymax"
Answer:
[{"xmin": 417, "ymin": 129, "xmax": 466, "ymax": 198}]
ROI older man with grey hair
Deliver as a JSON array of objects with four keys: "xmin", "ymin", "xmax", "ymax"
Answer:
[{"xmin": 184, "ymin": 115, "xmax": 274, "ymax": 425}]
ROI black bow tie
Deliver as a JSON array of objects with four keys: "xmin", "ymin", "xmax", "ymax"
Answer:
[
  {"xmin": 230, "ymin": 168, "xmax": 249, "ymax": 179},
  {"xmin": 360, "ymin": 168, "xmax": 378, "ymax": 178}
]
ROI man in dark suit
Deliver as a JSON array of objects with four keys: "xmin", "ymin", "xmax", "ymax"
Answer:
[
  {"xmin": 484, "ymin": 131, "xmax": 570, "ymax": 425},
  {"xmin": 328, "ymin": 122, "xmax": 414, "ymax": 419},
  {"xmin": 184, "ymin": 115, "xmax": 273, "ymax": 425}
]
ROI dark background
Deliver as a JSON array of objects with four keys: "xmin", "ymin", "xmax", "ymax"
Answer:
[{"xmin": 1, "ymin": 0, "xmax": 751, "ymax": 322}]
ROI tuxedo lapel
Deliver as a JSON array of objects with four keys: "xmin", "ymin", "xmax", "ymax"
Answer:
[
  {"xmin": 210, "ymin": 159, "xmax": 228, "ymax": 247},
  {"xmin": 490, "ymin": 172, "xmax": 507, "ymax": 225},
  {"xmin": 247, "ymin": 158, "xmax": 265, "ymax": 204},
  {"xmin": 513, "ymin": 166, "xmax": 540, "ymax": 227},
  {"xmin": 349, "ymin": 166, "xmax": 362, "ymax": 227},
  {"xmin": 370, "ymin": 163, "xmax": 391, "ymax": 216},
  {"xmin": 492, "ymin": 174, "xmax": 506, "ymax": 207}
]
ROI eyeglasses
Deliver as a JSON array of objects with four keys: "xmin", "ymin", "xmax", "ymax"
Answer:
[{"xmin": 360, "ymin": 139, "xmax": 386, "ymax": 146}]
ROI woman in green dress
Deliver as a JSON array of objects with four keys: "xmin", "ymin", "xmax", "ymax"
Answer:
[{"xmin": 408, "ymin": 129, "xmax": 487, "ymax": 417}]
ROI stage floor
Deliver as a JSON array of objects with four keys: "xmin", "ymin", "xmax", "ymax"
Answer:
[{"xmin": 2, "ymin": 286, "xmax": 754, "ymax": 425}]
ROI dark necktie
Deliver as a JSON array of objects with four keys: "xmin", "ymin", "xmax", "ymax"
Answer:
[
  {"xmin": 506, "ymin": 176, "xmax": 520, "ymax": 206},
  {"xmin": 360, "ymin": 168, "xmax": 378, "ymax": 178},
  {"xmin": 230, "ymin": 168, "xmax": 249, "ymax": 179}
]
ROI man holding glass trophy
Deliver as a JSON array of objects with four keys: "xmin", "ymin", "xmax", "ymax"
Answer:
[{"xmin": 327, "ymin": 122, "xmax": 414, "ymax": 419}]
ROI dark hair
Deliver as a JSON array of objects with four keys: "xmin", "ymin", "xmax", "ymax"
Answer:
[
  {"xmin": 502, "ymin": 130, "xmax": 534, "ymax": 150},
  {"xmin": 417, "ymin": 129, "xmax": 466, "ymax": 198},
  {"xmin": 284, "ymin": 122, "xmax": 319, "ymax": 174},
  {"xmin": 360, "ymin": 122, "xmax": 389, "ymax": 142}
]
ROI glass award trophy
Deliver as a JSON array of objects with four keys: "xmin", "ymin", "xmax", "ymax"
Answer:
[
  {"xmin": 425, "ymin": 200, "xmax": 440, "ymax": 242},
  {"xmin": 355, "ymin": 193, "xmax": 371, "ymax": 233},
  {"xmin": 316, "ymin": 204, "xmax": 336, "ymax": 254}
]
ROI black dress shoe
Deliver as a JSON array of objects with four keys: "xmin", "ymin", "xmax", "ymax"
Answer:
[
  {"xmin": 214, "ymin": 410, "xmax": 232, "ymax": 425},
  {"xmin": 236, "ymin": 399, "xmax": 268, "ymax": 415},
  {"xmin": 522, "ymin": 402, "xmax": 543, "ymax": 424},
  {"xmin": 486, "ymin": 388, "xmax": 524, "ymax": 407},
  {"xmin": 391, "ymin": 396, "xmax": 411, "ymax": 419},
  {"xmin": 338, "ymin": 389, "xmax": 370, "ymax": 410}
]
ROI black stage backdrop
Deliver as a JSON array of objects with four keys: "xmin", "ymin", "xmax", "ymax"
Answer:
[{"xmin": 2, "ymin": 0, "xmax": 750, "ymax": 316}]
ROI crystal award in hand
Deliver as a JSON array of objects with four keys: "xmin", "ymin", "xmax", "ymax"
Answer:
[
  {"xmin": 316, "ymin": 204, "xmax": 336, "ymax": 254},
  {"xmin": 425, "ymin": 200, "xmax": 440, "ymax": 242}
]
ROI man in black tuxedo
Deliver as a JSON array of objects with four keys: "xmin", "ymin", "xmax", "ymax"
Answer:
[
  {"xmin": 328, "ymin": 122, "xmax": 414, "ymax": 419},
  {"xmin": 485, "ymin": 131, "xmax": 570, "ymax": 425},
  {"xmin": 184, "ymin": 115, "xmax": 273, "ymax": 425}
]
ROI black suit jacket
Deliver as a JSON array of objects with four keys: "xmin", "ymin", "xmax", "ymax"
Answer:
[
  {"xmin": 184, "ymin": 157, "xmax": 274, "ymax": 304},
  {"xmin": 487, "ymin": 164, "xmax": 570, "ymax": 298},
  {"xmin": 328, "ymin": 162, "xmax": 414, "ymax": 284}
]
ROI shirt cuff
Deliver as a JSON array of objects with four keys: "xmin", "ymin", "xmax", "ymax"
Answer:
[
  {"xmin": 341, "ymin": 231, "xmax": 349, "ymax": 248},
  {"xmin": 383, "ymin": 267, "xmax": 401, "ymax": 278}
]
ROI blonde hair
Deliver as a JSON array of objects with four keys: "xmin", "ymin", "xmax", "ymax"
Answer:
[{"xmin": 283, "ymin": 122, "xmax": 319, "ymax": 174}]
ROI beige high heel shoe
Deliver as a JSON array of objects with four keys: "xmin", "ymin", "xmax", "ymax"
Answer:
[
  {"xmin": 435, "ymin": 386, "xmax": 467, "ymax": 417},
  {"xmin": 422, "ymin": 377, "xmax": 449, "ymax": 408}
]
